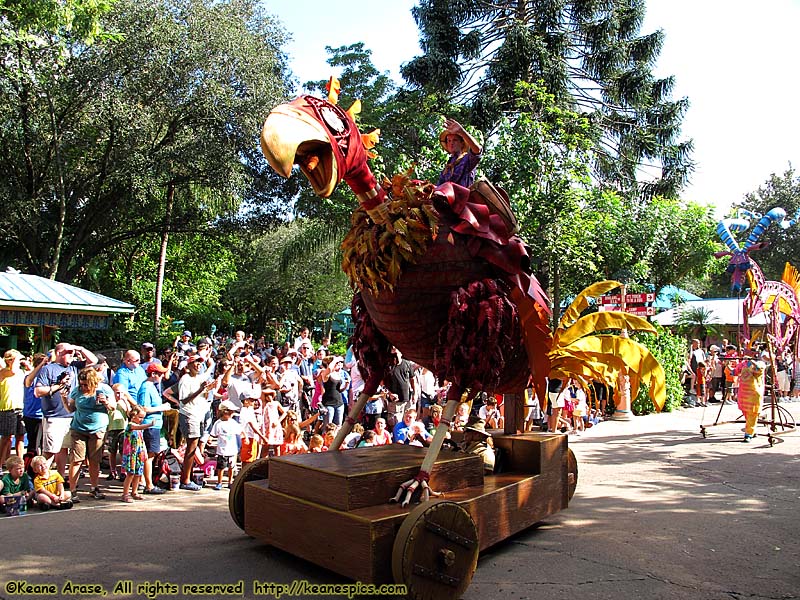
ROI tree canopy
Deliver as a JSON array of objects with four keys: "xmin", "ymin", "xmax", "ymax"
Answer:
[
  {"xmin": 0, "ymin": 0, "xmax": 292, "ymax": 280},
  {"xmin": 1, "ymin": 2, "xmax": 788, "ymax": 348}
]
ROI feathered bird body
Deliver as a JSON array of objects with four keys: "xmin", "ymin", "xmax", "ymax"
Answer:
[{"xmin": 357, "ymin": 213, "xmax": 532, "ymax": 393}]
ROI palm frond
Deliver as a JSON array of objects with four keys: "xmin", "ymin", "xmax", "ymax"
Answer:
[{"xmin": 278, "ymin": 218, "xmax": 349, "ymax": 274}]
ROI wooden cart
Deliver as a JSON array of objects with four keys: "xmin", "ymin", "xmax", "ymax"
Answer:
[{"xmin": 230, "ymin": 432, "xmax": 577, "ymax": 599}]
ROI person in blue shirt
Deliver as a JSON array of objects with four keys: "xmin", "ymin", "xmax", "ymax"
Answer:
[
  {"xmin": 393, "ymin": 408, "xmax": 432, "ymax": 446},
  {"xmin": 113, "ymin": 349, "xmax": 147, "ymax": 398}
]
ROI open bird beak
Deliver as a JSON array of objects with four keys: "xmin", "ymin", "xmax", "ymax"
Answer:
[{"xmin": 260, "ymin": 103, "xmax": 338, "ymax": 198}]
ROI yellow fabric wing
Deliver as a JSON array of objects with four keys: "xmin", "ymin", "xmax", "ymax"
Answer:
[
  {"xmin": 556, "ymin": 311, "xmax": 657, "ymax": 347},
  {"xmin": 558, "ymin": 280, "xmax": 621, "ymax": 331},
  {"xmin": 565, "ymin": 335, "xmax": 666, "ymax": 410}
]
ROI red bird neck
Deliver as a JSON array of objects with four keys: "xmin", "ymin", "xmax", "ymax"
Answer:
[{"xmin": 343, "ymin": 159, "xmax": 386, "ymax": 211}]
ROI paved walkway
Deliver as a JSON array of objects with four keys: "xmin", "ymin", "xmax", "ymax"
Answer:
[
  {"xmin": 4, "ymin": 405, "xmax": 799, "ymax": 599},
  {"xmin": 467, "ymin": 405, "xmax": 800, "ymax": 600}
]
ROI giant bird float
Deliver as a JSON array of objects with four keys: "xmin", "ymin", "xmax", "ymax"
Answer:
[{"xmin": 259, "ymin": 82, "xmax": 665, "ymax": 505}]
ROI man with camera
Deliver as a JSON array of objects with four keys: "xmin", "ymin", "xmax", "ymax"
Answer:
[
  {"xmin": 177, "ymin": 357, "xmax": 216, "ymax": 491},
  {"xmin": 34, "ymin": 343, "xmax": 98, "ymax": 477},
  {"xmin": 221, "ymin": 350, "xmax": 259, "ymax": 408},
  {"xmin": 385, "ymin": 348, "xmax": 416, "ymax": 430}
]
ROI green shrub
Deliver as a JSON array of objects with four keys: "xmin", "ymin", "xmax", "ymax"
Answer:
[{"xmin": 632, "ymin": 324, "xmax": 685, "ymax": 414}]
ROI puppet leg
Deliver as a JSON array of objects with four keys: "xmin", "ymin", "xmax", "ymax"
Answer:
[{"xmin": 391, "ymin": 385, "xmax": 460, "ymax": 507}]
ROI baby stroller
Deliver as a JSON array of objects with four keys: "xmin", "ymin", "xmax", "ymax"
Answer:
[{"xmin": 160, "ymin": 446, "xmax": 217, "ymax": 488}]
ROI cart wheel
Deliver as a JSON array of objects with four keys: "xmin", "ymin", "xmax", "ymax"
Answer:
[
  {"xmin": 228, "ymin": 457, "xmax": 270, "ymax": 531},
  {"xmin": 701, "ymin": 427, "xmax": 707, "ymax": 439},
  {"xmin": 567, "ymin": 447, "xmax": 578, "ymax": 501},
  {"xmin": 768, "ymin": 435, "xmax": 775, "ymax": 447},
  {"xmin": 391, "ymin": 500, "xmax": 479, "ymax": 600}
]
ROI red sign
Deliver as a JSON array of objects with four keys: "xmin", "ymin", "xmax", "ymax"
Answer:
[
  {"xmin": 600, "ymin": 305, "xmax": 656, "ymax": 316},
  {"xmin": 601, "ymin": 292, "xmax": 655, "ymax": 305}
]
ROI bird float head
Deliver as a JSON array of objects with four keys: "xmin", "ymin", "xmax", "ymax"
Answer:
[{"xmin": 260, "ymin": 77, "xmax": 382, "ymax": 207}]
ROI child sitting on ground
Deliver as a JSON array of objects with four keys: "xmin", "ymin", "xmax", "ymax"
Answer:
[
  {"xmin": 357, "ymin": 430, "xmax": 376, "ymax": 447},
  {"xmin": 342, "ymin": 423, "xmax": 364, "ymax": 449},
  {"xmin": 209, "ymin": 400, "xmax": 243, "ymax": 490},
  {"xmin": 478, "ymin": 396, "xmax": 504, "ymax": 429},
  {"xmin": 307, "ymin": 434, "xmax": 325, "ymax": 452},
  {"xmin": 320, "ymin": 423, "xmax": 338, "ymax": 450},
  {"xmin": 31, "ymin": 455, "xmax": 72, "ymax": 510},
  {"xmin": 121, "ymin": 405, "xmax": 152, "ymax": 503},
  {"xmin": 0, "ymin": 455, "xmax": 33, "ymax": 514}
]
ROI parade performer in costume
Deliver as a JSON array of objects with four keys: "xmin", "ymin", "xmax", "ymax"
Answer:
[
  {"xmin": 736, "ymin": 356, "xmax": 766, "ymax": 442},
  {"xmin": 437, "ymin": 119, "xmax": 482, "ymax": 188}
]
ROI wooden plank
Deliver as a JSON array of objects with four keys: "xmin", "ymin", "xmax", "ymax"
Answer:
[
  {"xmin": 493, "ymin": 432, "xmax": 565, "ymax": 474},
  {"xmin": 244, "ymin": 480, "xmax": 406, "ymax": 584},
  {"xmin": 503, "ymin": 392, "xmax": 524, "ymax": 434},
  {"xmin": 269, "ymin": 445, "xmax": 484, "ymax": 511}
]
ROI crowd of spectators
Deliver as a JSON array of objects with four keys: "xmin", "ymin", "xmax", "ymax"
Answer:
[
  {"xmin": 682, "ymin": 338, "xmax": 799, "ymax": 407},
  {"xmin": 0, "ymin": 327, "xmax": 618, "ymax": 513}
]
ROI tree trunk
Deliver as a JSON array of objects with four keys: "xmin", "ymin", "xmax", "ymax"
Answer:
[
  {"xmin": 551, "ymin": 259, "xmax": 561, "ymax": 330},
  {"xmin": 154, "ymin": 183, "xmax": 175, "ymax": 341},
  {"xmin": 46, "ymin": 94, "xmax": 67, "ymax": 280}
]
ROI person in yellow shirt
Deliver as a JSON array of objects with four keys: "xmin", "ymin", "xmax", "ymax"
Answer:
[
  {"xmin": 0, "ymin": 349, "xmax": 26, "ymax": 467},
  {"xmin": 31, "ymin": 455, "xmax": 72, "ymax": 510}
]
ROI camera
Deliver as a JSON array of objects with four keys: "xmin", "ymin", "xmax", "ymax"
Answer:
[{"xmin": 56, "ymin": 372, "xmax": 69, "ymax": 383}]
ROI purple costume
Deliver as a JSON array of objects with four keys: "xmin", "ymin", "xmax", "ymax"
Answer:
[{"xmin": 437, "ymin": 150, "xmax": 481, "ymax": 188}]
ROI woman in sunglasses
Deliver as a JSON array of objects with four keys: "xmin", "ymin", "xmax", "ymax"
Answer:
[{"xmin": 62, "ymin": 367, "xmax": 115, "ymax": 502}]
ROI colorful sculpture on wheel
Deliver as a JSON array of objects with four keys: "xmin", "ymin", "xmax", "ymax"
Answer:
[
  {"xmin": 715, "ymin": 207, "xmax": 800, "ymax": 355},
  {"xmin": 259, "ymin": 81, "xmax": 665, "ymax": 505}
]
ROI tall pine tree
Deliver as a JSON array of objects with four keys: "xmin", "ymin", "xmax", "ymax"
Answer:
[{"xmin": 402, "ymin": 0, "xmax": 693, "ymax": 200}]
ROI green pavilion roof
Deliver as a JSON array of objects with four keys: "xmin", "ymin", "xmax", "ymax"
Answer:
[{"xmin": 0, "ymin": 270, "xmax": 134, "ymax": 330}]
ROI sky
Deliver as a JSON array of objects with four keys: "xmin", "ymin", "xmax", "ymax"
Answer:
[{"xmin": 266, "ymin": 0, "xmax": 800, "ymax": 217}]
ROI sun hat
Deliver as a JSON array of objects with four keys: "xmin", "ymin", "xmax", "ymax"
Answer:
[
  {"xmin": 219, "ymin": 400, "xmax": 239, "ymax": 412},
  {"xmin": 464, "ymin": 416, "xmax": 490, "ymax": 437}
]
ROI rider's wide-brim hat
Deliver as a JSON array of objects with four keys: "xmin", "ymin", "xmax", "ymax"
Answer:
[
  {"xmin": 464, "ymin": 416, "xmax": 490, "ymax": 437},
  {"xmin": 439, "ymin": 129, "xmax": 467, "ymax": 153}
]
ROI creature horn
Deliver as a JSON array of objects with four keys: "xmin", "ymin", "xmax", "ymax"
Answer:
[
  {"xmin": 781, "ymin": 207, "xmax": 800, "ymax": 229},
  {"xmin": 743, "ymin": 207, "xmax": 788, "ymax": 250},
  {"xmin": 326, "ymin": 76, "xmax": 341, "ymax": 104},
  {"xmin": 715, "ymin": 216, "xmax": 749, "ymax": 253}
]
